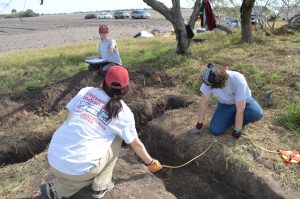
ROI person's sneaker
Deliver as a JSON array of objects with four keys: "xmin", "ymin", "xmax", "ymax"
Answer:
[
  {"xmin": 40, "ymin": 181, "xmax": 60, "ymax": 199},
  {"xmin": 92, "ymin": 181, "xmax": 114, "ymax": 199}
]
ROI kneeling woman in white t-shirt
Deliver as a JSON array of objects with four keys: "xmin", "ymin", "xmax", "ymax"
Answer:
[
  {"xmin": 41, "ymin": 66, "xmax": 161, "ymax": 199},
  {"xmin": 189, "ymin": 63, "xmax": 263, "ymax": 138}
]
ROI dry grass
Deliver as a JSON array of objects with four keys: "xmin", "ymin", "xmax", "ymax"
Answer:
[{"xmin": 0, "ymin": 152, "xmax": 49, "ymax": 198}]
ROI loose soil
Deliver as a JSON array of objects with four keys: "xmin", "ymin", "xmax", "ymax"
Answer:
[{"xmin": 1, "ymin": 12, "xmax": 300, "ymax": 199}]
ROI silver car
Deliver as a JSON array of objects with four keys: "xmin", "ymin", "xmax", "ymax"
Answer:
[
  {"xmin": 97, "ymin": 12, "xmax": 113, "ymax": 19},
  {"xmin": 114, "ymin": 11, "xmax": 130, "ymax": 19},
  {"xmin": 131, "ymin": 10, "xmax": 151, "ymax": 19}
]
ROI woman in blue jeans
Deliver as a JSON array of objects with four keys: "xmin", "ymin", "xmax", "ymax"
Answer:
[{"xmin": 190, "ymin": 63, "xmax": 263, "ymax": 138}]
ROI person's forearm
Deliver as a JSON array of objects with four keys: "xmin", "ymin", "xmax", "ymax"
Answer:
[
  {"xmin": 235, "ymin": 100, "xmax": 246, "ymax": 129},
  {"xmin": 235, "ymin": 110, "xmax": 244, "ymax": 129},
  {"xmin": 197, "ymin": 97, "xmax": 209, "ymax": 123},
  {"xmin": 130, "ymin": 138, "xmax": 152, "ymax": 164}
]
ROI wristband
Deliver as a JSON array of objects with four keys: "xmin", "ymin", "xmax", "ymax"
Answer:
[
  {"xmin": 196, "ymin": 122, "xmax": 203, "ymax": 129},
  {"xmin": 145, "ymin": 158, "xmax": 154, "ymax": 166},
  {"xmin": 234, "ymin": 127, "xmax": 242, "ymax": 132}
]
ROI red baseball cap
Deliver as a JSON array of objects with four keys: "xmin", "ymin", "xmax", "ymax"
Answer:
[
  {"xmin": 105, "ymin": 66, "xmax": 129, "ymax": 89},
  {"xmin": 99, "ymin": 25, "xmax": 109, "ymax": 33}
]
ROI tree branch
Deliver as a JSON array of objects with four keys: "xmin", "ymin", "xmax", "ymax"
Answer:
[
  {"xmin": 171, "ymin": 0, "xmax": 181, "ymax": 10},
  {"xmin": 143, "ymin": 0, "xmax": 172, "ymax": 20},
  {"xmin": 170, "ymin": 0, "xmax": 182, "ymax": 18},
  {"xmin": 0, "ymin": 0, "xmax": 12, "ymax": 6}
]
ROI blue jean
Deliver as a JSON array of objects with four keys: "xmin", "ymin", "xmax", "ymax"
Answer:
[{"xmin": 209, "ymin": 97, "xmax": 263, "ymax": 136}]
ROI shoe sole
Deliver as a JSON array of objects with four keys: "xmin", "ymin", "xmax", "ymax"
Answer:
[{"xmin": 92, "ymin": 182, "xmax": 114, "ymax": 199}]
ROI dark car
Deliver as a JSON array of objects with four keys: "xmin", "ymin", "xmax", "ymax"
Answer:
[
  {"xmin": 114, "ymin": 11, "xmax": 130, "ymax": 19},
  {"xmin": 85, "ymin": 13, "xmax": 97, "ymax": 19},
  {"xmin": 131, "ymin": 10, "xmax": 151, "ymax": 19}
]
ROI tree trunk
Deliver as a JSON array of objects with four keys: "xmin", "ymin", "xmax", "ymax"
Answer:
[
  {"xmin": 172, "ymin": 19, "xmax": 191, "ymax": 54},
  {"xmin": 240, "ymin": 0, "xmax": 255, "ymax": 44},
  {"xmin": 143, "ymin": 0, "xmax": 202, "ymax": 55}
]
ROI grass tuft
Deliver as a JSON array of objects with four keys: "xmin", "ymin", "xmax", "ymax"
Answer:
[{"xmin": 278, "ymin": 99, "xmax": 300, "ymax": 131}]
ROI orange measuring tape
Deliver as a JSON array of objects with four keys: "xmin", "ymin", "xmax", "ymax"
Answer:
[
  {"xmin": 160, "ymin": 136, "xmax": 299, "ymax": 170},
  {"xmin": 242, "ymin": 134, "xmax": 300, "ymax": 165}
]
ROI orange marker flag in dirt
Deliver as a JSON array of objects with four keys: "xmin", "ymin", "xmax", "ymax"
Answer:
[
  {"xmin": 9, "ymin": 172, "xmax": 16, "ymax": 178},
  {"xmin": 22, "ymin": 109, "xmax": 29, "ymax": 118},
  {"xmin": 155, "ymin": 75, "xmax": 162, "ymax": 83}
]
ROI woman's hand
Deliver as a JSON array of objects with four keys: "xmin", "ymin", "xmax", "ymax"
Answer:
[{"xmin": 148, "ymin": 159, "xmax": 162, "ymax": 173}]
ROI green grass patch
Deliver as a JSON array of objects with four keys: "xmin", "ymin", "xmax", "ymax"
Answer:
[
  {"xmin": 0, "ymin": 36, "xmax": 190, "ymax": 94},
  {"xmin": 120, "ymin": 37, "xmax": 175, "ymax": 68},
  {"xmin": 278, "ymin": 99, "xmax": 300, "ymax": 131},
  {"xmin": 0, "ymin": 43, "xmax": 94, "ymax": 93}
]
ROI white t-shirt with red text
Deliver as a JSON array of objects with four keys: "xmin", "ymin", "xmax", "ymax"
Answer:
[{"xmin": 48, "ymin": 87, "xmax": 137, "ymax": 175}]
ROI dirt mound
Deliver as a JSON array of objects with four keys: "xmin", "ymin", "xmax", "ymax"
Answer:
[
  {"xmin": 23, "ymin": 68, "xmax": 174, "ymax": 116},
  {"xmin": 272, "ymin": 26, "xmax": 296, "ymax": 35},
  {"xmin": 25, "ymin": 71, "xmax": 101, "ymax": 115}
]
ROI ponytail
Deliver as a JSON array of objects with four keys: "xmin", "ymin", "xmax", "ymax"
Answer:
[{"xmin": 102, "ymin": 80, "xmax": 129, "ymax": 119}]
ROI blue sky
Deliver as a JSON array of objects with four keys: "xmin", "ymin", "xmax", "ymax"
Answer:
[{"xmin": 0, "ymin": 0, "xmax": 192, "ymax": 14}]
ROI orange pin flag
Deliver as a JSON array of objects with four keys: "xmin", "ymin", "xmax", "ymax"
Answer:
[
  {"xmin": 22, "ymin": 109, "xmax": 29, "ymax": 118},
  {"xmin": 155, "ymin": 75, "xmax": 161, "ymax": 83},
  {"xmin": 9, "ymin": 172, "xmax": 16, "ymax": 178}
]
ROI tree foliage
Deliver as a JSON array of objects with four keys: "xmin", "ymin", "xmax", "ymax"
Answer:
[{"xmin": 19, "ymin": 9, "xmax": 39, "ymax": 17}]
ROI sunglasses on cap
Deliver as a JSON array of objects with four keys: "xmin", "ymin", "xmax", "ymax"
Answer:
[{"xmin": 202, "ymin": 63, "xmax": 217, "ymax": 86}]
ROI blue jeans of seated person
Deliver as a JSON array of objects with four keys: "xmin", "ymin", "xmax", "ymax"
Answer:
[{"xmin": 209, "ymin": 97, "xmax": 263, "ymax": 136}]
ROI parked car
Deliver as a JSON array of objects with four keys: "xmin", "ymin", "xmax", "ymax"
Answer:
[
  {"xmin": 114, "ymin": 11, "xmax": 130, "ymax": 19},
  {"xmin": 97, "ymin": 12, "xmax": 113, "ymax": 19},
  {"xmin": 131, "ymin": 10, "xmax": 151, "ymax": 19},
  {"xmin": 84, "ymin": 13, "xmax": 97, "ymax": 19}
]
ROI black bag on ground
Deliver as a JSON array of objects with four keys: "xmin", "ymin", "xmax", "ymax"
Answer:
[{"xmin": 185, "ymin": 24, "xmax": 195, "ymax": 39}]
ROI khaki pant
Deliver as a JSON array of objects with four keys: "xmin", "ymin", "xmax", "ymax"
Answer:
[{"xmin": 49, "ymin": 136, "xmax": 122, "ymax": 198}]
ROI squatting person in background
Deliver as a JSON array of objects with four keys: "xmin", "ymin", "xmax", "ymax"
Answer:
[
  {"xmin": 41, "ymin": 66, "xmax": 162, "ymax": 199},
  {"xmin": 189, "ymin": 63, "xmax": 263, "ymax": 138},
  {"xmin": 88, "ymin": 25, "xmax": 122, "ymax": 76}
]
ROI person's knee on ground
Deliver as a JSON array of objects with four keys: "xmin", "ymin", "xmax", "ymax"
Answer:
[
  {"xmin": 243, "ymin": 98, "xmax": 264, "ymax": 125},
  {"xmin": 209, "ymin": 124, "xmax": 228, "ymax": 136},
  {"xmin": 244, "ymin": 110, "xmax": 263, "ymax": 125}
]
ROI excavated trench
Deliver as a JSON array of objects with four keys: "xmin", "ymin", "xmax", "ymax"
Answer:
[
  {"xmin": 0, "ymin": 70, "xmax": 290, "ymax": 198},
  {"xmin": 140, "ymin": 112, "xmax": 286, "ymax": 199},
  {"xmin": 0, "ymin": 94, "xmax": 193, "ymax": 165}
]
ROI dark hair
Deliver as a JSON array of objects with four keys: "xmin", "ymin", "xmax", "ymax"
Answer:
[
  {"xmin": 211, "ymin": 67, "xmax": 229, "ymax": 89},
  {"xmin": 102, "ymin": 80, "xmax": 129, "ymax": 119}
]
